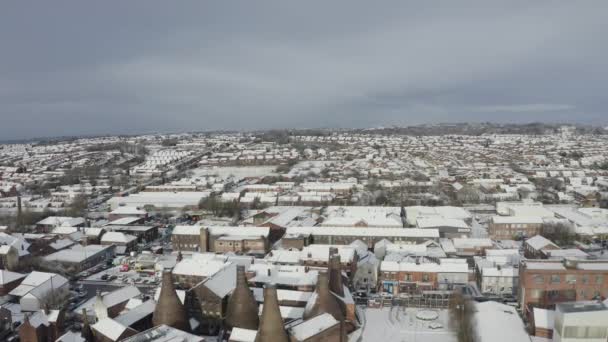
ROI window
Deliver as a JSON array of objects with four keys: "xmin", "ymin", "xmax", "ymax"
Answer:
[
  {"xmin": 530, "ymin": 289, "xmax": 542, "ymax": 299},
  {"xmin": 547, "ymin": 290, "xmax": 559, "ymax": 299},
  {"xmin": 406, "ymin": 274, "xmax": 413, "ymax": 281},
  {"xmin": 564, "ymin": 289, "xmax": 576, "ymax": 300},
  {"xmin": 550, "ymin": 275, "xmax": 561, "ymax": 284},
  {"xmin": 422, "ymin": 274, "xmax": 430, "ymax": 282},
  {"xmin": 596, "ymin": 275, "xmax": 604, "ymax": 285},
  {"xmin": 564, "ymin": 326, "xmax": 608, "ymax": 339},
  {"xmin": 582, "ymin": 274, "xmax": 589, "ymax": 284},
  {"xmin": 565, "ymin": 274, "xmax": 576, "ymax": 284},
  {"xmin": 533, "ymin": 274, "xmax": 544, "ymax": 284}
]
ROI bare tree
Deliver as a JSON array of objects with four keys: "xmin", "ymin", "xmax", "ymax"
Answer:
[{"xmin": 449, "ymin": 292, "xmax": 476, "ymax": 342}]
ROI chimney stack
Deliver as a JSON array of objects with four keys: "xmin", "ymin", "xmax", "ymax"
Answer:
[
  {"xmin": 17, "ymin": 195, "xmax": 22, "ymax": 231},
  {"xmin": 81, "ymin": 308, "xmax": 94, "ymax": 342},
  {"xmin": 304, "ymin": 272, "xmax": 344, "ymax": 322},
  {"xmin": 329, "ymin": 254, "xmax": 344, "ymax": 297},
  {"xmin": 255, "ymin": 284, "xmax": 288, "ymax": 342},
  {"xmin": 152, "ymin": 270, "xmax": 189, "ymax": 331},
  {"xmin": 226, "ymin": 265, "xmax": 259, "ymax": 330}
]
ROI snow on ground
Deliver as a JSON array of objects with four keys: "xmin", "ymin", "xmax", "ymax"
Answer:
[{"xmin": 355, "ymin": 307, "xmax": 456, "ymax": 342}]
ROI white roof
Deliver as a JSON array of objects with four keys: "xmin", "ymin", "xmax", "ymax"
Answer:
[
  {"xmin": 10, "ymin": 271, "xmax": 69, "ymax": 298},
  {"xmin": 381, "ymin": 258, "xmax": 468, "ymax": 273},
  {"xmin": 172, "ymin": 225, "xmax": 202, "ymax": 235},
  {"xmin": 114, "ymin": 300, "xmax": 156, "ymax": 327},
  {"xmin": 492, "ymin": 216, "xmax": 544, "ymax": 224},
  {"xmin": 107, "ymin": 217, "xmax": 143, "ymax": 225},
  {"xmin": 249, "ymin": 264, "xmax": 318, "ymax": 287},
  {"xmin": 252, "ymin": 287, "xmax": 312, "ymax": 303},
  {"xmin": 452, "ymin": 238, "xmax": 493, "ymax": 249},
  {"xmin": 207, "ymin": 226, "xmax": 270, "ymax": 238},
  {"xmin": 203, "ymin": 263, "xmax": 237, "ymax": 297},
  {"xmin": 110, "ymin": 206, "xmax": 147, "ymax": 215},
  {"xmin": 0, "ymin": 232, "xmax": 31, "ymax": 256},
  {"xmin": 51, "ymin": 226, "xmax": 79, "ymax": 235},
  {"xmin": 525, "ymin": 235, "xmax": 558, "ymax": 250},
  {"xmin": 92, "ymin": 318, "xmax": 129, "ymax": 340},
  {"xmin": 230, "ymin": 328, "xmax": 257, "ymax": 342},
  {"xmin": 289, "ymin": 312, "xmax": 338, "ymax": 340},
  {"xmin": 265, "ymin": 250, "xmax": 300, "ymax": 264},
  {"xmin": 258, "ymin": 304, "xmax": 304, "ymax": 320},
  {"xmin": 533, "ymin": 308, "xmax": 555, "ymax": 330},
  {"xmin": 417, "ymin": 218, "xmax": 469, "ymax": 229},
  {"xmin": 45, "ymin": 245, "xmax": 113, "ymax": 263},
  {"xmin": 575, "ymin": 262, "xmax": 608, "ymax": 271},
  {"xmin": 285, "ymin": 226, "xmax": 439, "ymax": 238},
  {"xmin": 83, "ymin": 227, "xmax": 104, "ymax": 237},
  {"xmin": 474, "ymin": 301, "xmax": 531, "ymax": 342},
  {"xmin": 37, "ymin": 216, "xmax": 85, "ymax": 227},
  {"xmin": 0, "ymin": 269, "xmax": 26, "ymax": 285},
  {"xmin": 300, "ymin": 244, "xmax": 357, "ymax": 263},
  {"xmin": 56, "ymin": 331, "xmax": 86, "ymax": 342},
  {"xmin": 172, "ymin": 254, "xmax": 227, "ymax": 278},
  {"xmin": 109, "ymin": 192, "xmax": 210, "ymax": 208},
  {"xmin": 101, "ymin": 232, "xmax": 137, "ymax": 244},
  {"xmin": 524, "ymin": 262, "xmax": 566, "ymax": 271}
]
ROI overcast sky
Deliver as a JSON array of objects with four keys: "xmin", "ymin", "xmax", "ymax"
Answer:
[{"xmin": 1, "ymin": 1, "xmax": 607, "ymax": 139}]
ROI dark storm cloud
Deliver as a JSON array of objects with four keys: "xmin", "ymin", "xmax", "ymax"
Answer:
[{"xmin": 1, "ymin": 1, "xmax": 607, "ymax": 139}]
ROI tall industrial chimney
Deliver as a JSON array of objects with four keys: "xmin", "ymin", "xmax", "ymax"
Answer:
[
  {"xmin": 152, "ymin": 270, "xmax": 189, "ymax": 331},
  {"xmin": 255, "ymin": 284, "xmax": 288, "ymax": 342},
  {"xmin": 226, "ymin": 265, "xmax": 259, "ymax": 330}
]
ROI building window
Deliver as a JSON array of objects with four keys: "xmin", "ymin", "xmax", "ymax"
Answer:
[
  {"xmin": 582, "ymin": 275, "xmax": 589, "ymax": 284},
  {"xmin": 550, "ymin": 275, "xmax": 561, "ymax": 284},
  {"xmin": 422, "ymin": 274, "xmax": 430, "ymax": 282},
  {"xmin": 530, "ymin": 289, "xmax": 542, "ymax": 299},
  {"xmin": 596, "ymin": 275, "xmax": 604, "ymax": 285},
  {"xmin": 533, "ymin": 275, "xmax": 544, "ymax": 284},
  {"xmin": 565, "ymin": 274, "xmax": 576, "ymax": 284},
  {"xmin": 406, "ymin": 274, "xmax": 412, "ymax": 281},
  {"xmin": 564, "ymin": 290, "xmax": 576, "ymax": 300}
]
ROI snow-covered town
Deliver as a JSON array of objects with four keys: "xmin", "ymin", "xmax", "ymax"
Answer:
[
  {"xmin": 2, "ymin": 1, "xmax": 608, "ymax": 341},
  {"xmin": 1, "ymin": 125, "xmax": 608, "ymax": 342}
]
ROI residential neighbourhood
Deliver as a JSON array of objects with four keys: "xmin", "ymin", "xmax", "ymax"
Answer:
[{"xmin": 0, "ymin": 125, "xmax": 607, "ymax": 341}]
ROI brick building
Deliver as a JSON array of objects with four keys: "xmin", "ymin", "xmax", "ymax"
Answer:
[
  {"xmin": 489, "ymin": 216, "xmax": 543, "ymax": 240},
  {"xmin": 519, "ymin": 259, "xmax": 608, "ymax": 318},
  {"xmin": 171, "ymin": 225, "xmax": 205, "ymax": 252},
  {"xmin": 379, "ymin": 257, "xmax": 469, "ymax": 294}
]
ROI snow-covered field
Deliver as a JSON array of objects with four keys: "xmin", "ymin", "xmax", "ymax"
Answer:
[{"xmin": 354, "ymin": 307, "xmax": 457, "ymax": 342}]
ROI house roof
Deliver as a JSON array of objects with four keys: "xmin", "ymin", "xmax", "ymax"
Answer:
[
  {"xmin": 92, "ymin": 318, "xmax": 130, "ymax": 341},
  {"xmin": 9, "ymin": 271, "xmax": 69, "ymax": 298},
  {"xmin": 525, "ymin": 235, "xmax": 558, "ymax": 250},
  {"xmin": 289, "ymin": 312, "xmax": 338, "ymax": 340},
  {"xmin": 101, "ymin": 232, "xmax": 137, "ymax": 244},
  {"xmin": 0, "ymin": 270, "xmax": 26, "ymax": 285}
]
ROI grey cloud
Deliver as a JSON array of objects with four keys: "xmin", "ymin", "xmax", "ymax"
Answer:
[{"xmin": 0, "ymin": 1, "xmax": 607, "ymax": 139}]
